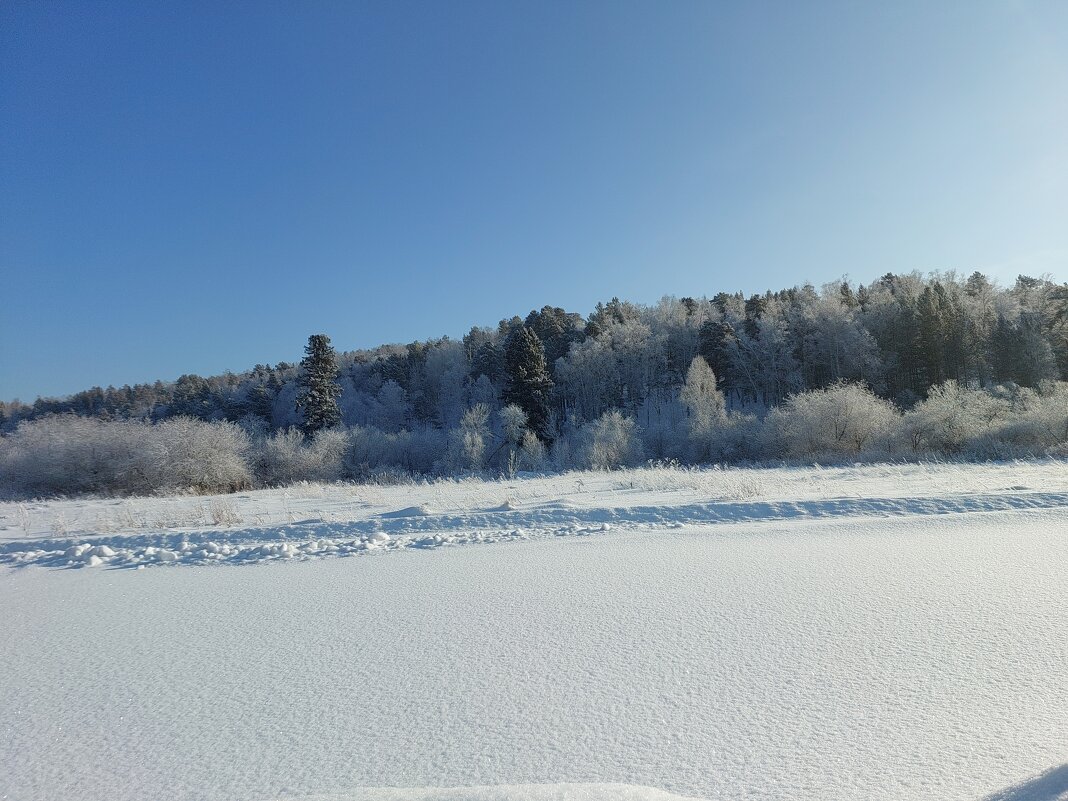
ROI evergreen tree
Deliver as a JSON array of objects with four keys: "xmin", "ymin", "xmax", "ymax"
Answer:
[
  {"xmin": 524, "ymin": 305, "xmax": 586, "ymax": 370},
  {"xmin": 503, "ymin": 326, "xmax": 554, "ymax": 441},
  {"xmin": 296, "ymin": 334, "xmax": 342, "ymax": 434},
  {"xmin": 247, "ymin": 381, "xmax": 275, "ymax": 424},
  {"xmin": 698, "ymin": 319, "xmax": 733, "ymax": 390},
  {"xmin": 916, "ymin": 285, "xmax": 948, "ymax": 389},
  {"xmin": 839, "ymin": 280, "xmax": 858, "ymax": 308},
  {"xmin": 171, "ymin": 374, "xmax": 217, "ymax": 420}
]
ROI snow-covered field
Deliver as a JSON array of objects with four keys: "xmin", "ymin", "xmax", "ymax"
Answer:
[
  {"xmin": 3, "ymin": 460, "xmax": 1068, "ymax": 570},
  {"xmin": 2, "ymin": 462, "xmax": 1067, "ymax": 801}
]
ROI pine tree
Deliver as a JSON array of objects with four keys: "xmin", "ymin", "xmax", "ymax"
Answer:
[
  {"xmin": 171, "ymin": 374, "xmax": 216, "ymax": 420},
  {"xmin": 296, "ymin": 334, "xmax": 342, "ymax": 434},
  {"xmin": 916, "ymin": 285, "xmax": 948, "ymax": 390},
  {"xmin": 698, "ymin": 319, "xmax": 733, "ymax": 389},
  {"xmin": 247, "ymin": 381, "xmax": 275, "ymax": 424},
  {"xmin": 503, "ymin": 326, "xmax": 553, "ymax": 441}
]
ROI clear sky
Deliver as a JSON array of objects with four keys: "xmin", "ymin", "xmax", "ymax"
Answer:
[{"xmin": 2, "ymin": 0, "xmax": 1066, "ymax": 401}]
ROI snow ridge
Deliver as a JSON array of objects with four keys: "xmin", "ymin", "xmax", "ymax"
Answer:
[{"xmin": 3, "ymin": 489, "xmax": 1066, "ymax": 570}]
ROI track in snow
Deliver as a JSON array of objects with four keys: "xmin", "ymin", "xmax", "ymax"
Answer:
[{"xmin": 3, "ymin": 489, "xmax": 1068, "ymax": 569}]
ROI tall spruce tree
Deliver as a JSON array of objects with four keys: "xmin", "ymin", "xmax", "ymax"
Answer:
[
  {"xmin": 296, "ymin": 334, "xmax": 342, "ymax": 434},
  {"xmin": 503, "ymin": 326, "xmax": 553, "ymax": 441}
]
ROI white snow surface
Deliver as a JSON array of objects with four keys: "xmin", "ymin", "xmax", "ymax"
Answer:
[
  {"xmin": 2, "ymin": 460, "xmax": 1068, "ymax": 570},
  {"xmin": 1, "ymin": 462, "xmax": 1067, "ymax": 801},
  {"xmin": 283, "ymin": 785, "xmax": 709, "ymax": 801}
]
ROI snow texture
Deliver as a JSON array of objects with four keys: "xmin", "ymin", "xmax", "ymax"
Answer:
[
  {"xmin": 284, "ymin": 785, "xmax": 709, "ymax": 801},
  {"xmin": 1, "ymin": 463, "xmax": 1067, "ymax": 801},
  {"xmin": 3, "ymin": 460, "xmax": 1068, "ymax": 571}
]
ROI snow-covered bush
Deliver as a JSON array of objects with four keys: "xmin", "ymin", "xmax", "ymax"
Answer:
[
  {"xmin": 305, "ymin": 427, "xmax": 350, "ymax": 481},
  {"xmin": 346, "ymin": 425, "xmax": 397, "ymax": 477},
  {"xmin": 404, "ymin": 426, "xmax": 450, "ymax": 474},
  {"xmin": 494, "ymin": 404, "xmax": 531, "ymax": 475},
  {"xmin": 498, "ymin": 404, "xmax": 528, "ymax": 448},
  {"xmin": 147, "ymin": 417, "xmax": 253, "ymax": 493},
  {"xmin": 638, "ymin": 408, "xmax": 688, "ymax": 463},
  {"xmin": 517, "ymin": 429, "xmax": 549, "ymax": 472},
  {"xmin": 995, "ymin": 382, "xmax": 1068, "ymax": 452},
  {"xmin": 0, "ymin": 415, "xmax": 251, "ymax": 497},
  {"xmin": 578, "ymin": 410, "xmax": 645, "ymax": 470},
  {"xmin": 255, "ymin": 428, "xmax": 309, "ymax": 486},
  {"xmin": 345, "ymin": 424, "xmax": 446, "ymax": 477},
  {"xmin": 763, "ymin": 382, "xmax": 899, "ymax": 459},
  {"xmin": 710, "ymin": 411, "xmax": 762, "ymax": 461},
  {"xmin": 255, "ymin": 427, "xmax": 348, "ymax": 486},
  {"xmin": 0, "ymin": 415, "xmax": 140, "ymax": 496},
  {"xmin": 446, "ymin": 404, "xmax": 491, "ymax": 472},
  {"xmin": 901, "ymin": 381, "xmax": 1012, "ymax": 455}
]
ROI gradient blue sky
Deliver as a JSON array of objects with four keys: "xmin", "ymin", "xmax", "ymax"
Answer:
[{"xmin": 2, "ymin": 1, "xmax": 1066, "ymax": 400}]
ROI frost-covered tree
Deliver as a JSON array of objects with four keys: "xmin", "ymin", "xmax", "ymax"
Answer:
[
  {"xmin": 422, "ymin": 339, "xmax": 467, "ymax": 427},
  {"xmin": 517, "ymin": 429, "xmax": 549, "ymax": 471},
  {"xmin": 554, "ymin": 317, "xmax": 667, "ymax": 419},
  {"xmin": 296, "ymin": 334, "xmax": 342, "ymax": 434},
  {"xmin": 245, "ymin": 381, "xmax": 276, "ymax": 424},
  {"xmin": 170, "ymin": 374, "xmax": 217, "ymax": 420},
  {"xmin": 498, "ymin": 404, "xmax": 528, "ymax": 448},
  {"xmin": 792, "ymin": 287, "xmax": 882, "ymax": 388},
  {"xmin": 450, "ymin": 403, "xmax": 491, "ymax": 471},
  {"xmin": 554, "ymin": 333, "xmax": 619, "ymax": 421},
  {"xmin": 523, "ymin": 306, "xmax": 586, "ymax": 371},
  {"xmin": 467, "ymin": 374, "xmax": 499, "ymax": 410},
  {"xmin": 496, "ymin": 403, "xmax": 528, "ymax": 473},
  {"xmin": 374, "ymin": 380, "xmax": 410, "ymax": 432},
  {"xmin": 503, "ymin": 327, "xmax": 553, "ymax": 441},
  {"xmin": 679, "ymin": 356, "xmax": 727, "ymax": 461},
  {"xmin": 580, "ymin": 410, "xmax": 644, "ymax": 470},
  {"xmin": 721, "ymin": 296, "xmax": 802, "ymax": 406},
  {"xmin": 12, "ymin": 270, "xmax": 1068, "ymax": 463},
  {"xmin": 680, "ymin": 356, "xmax": 726, "ymax": 431}
]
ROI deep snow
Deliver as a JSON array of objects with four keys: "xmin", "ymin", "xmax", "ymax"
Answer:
[{"xmin": 1, "ymin": 463, "xmax": 1067, "ymax": 801}]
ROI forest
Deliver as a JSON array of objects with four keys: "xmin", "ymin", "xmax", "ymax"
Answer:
[{"xmin": 3, "ymin": 271, "xmax": 1068, "ymax": 497}]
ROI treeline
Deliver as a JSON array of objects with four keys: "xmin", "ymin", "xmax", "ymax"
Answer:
[
  {"xmin": 4, "ymin": 271, "xmax": 1067, "ymax": 434},
  {"xmin": 3, "ymin": 376, "xmax": 1068, "ymax": 498},
  {"xmin": 3, "ymin": 270, "xmax": 1068, "ymax": 497}
]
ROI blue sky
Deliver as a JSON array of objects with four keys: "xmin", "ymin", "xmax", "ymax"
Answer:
[{"xmin": 2, "ymin": 0, "xmax": 1066, "ymax": 400}]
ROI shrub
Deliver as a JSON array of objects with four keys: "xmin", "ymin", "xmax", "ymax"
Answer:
[
  {"xmin": 902, "ymin": 380, "xmax": 1011, "ymax": 455},
  {"xmin": 344, "ymin": 424, "xmax": 447, "ymax": 478},
  {"xmin": 254, "ymin": 427, "xmax": 348, "ymax": 486},
  {"xmin": 517, "ymin": 429, "xmax": 549, "ymax": 472},
  {"xmin": 148, "ymin": 417, "xmax": 253, "ymax": 493},
  {"xmin": 579, "ymin": 410, "xmax": 645, "ymax": 470},
  {"xmin": 0, "ymin": 415, "xmax": 251, "ymax": 498},
  {"xmin": 764, "ymin": 382, "xmax": 899, "ymax": 459},
  {"xmin": 1001, "ymin": 382, "xmax": 1068, "ymax": 450},
  {"xmin": 448, "ymin": 404, "xmax": 490, "ymax": 472}
]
